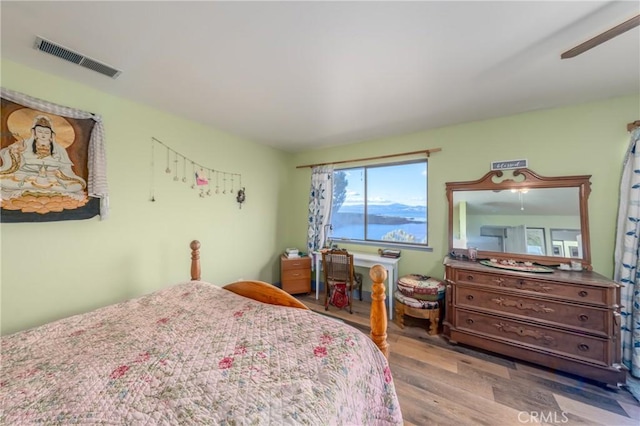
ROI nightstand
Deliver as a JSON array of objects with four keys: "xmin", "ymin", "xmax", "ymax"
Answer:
[{"xmin": 280, "ymin": 255, "xmax": 311, "ymax": 295}]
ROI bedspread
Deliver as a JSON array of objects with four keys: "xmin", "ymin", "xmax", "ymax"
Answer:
[{"xmin": 1, "ymin": 281, "xmax": 402, "ymax": 425}]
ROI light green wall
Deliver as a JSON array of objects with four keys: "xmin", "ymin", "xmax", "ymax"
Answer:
[
  {"xmin": 2, "ymin": 59, "xmax": 638, "ymax": 335},
  {"xmin": 286, "ymin": 95, "xmax": 639, "ymax": 291},
  {"xmin": 1, "ymin": 60, "xmax": 291, "ymax": 335}
]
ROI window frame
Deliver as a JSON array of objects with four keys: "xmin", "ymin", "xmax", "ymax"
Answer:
[{"xmin": 330, "ymin": 159, "xmax": 430, "ymax": 250}]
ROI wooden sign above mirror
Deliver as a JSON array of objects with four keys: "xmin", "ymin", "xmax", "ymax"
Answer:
[{"xmin": 446, "ymin": 168, "xmax": 592, "ymax": 270}]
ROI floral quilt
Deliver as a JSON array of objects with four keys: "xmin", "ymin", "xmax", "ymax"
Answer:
[{"xmin": 1, "ymin": 281, "xmax": 402, "ymax": 425}]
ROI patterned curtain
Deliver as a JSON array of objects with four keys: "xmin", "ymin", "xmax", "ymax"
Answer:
[
  {"xmin": 307, "ymin": 165, "xmax": 334, "ymax": 253},
  {"xmin": 614, "ymin": 127, "xmax": 640, "ymax": 377}
]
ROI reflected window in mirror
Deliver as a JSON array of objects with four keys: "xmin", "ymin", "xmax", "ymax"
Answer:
[{"xmin": 550, "ymin": 228, "xmax": 582, "ymax": 258}]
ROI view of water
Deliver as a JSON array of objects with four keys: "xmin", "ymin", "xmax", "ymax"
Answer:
[
  {"xmin": 331, "ymin": 203, "xmax": 427, "ymax": 243},
  {"xmin": 333, "ymin": 222, "xmax": 427, "ymax": 243}
]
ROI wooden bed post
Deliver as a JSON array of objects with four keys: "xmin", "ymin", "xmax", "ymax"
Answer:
[
  {"xmin": 369, "ymin": 265, "xmax": 389, "ymax": 358},
  {"xmin": 190, "ymin": 240, "xmax": 201, "ymax": 281}
]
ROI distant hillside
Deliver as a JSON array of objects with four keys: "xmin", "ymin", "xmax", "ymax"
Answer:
[
  {"xmin": 335, "ymin": 203, "xmax": 426, "ymax": 221},
  {"xmin": 332, "ymin": 212, "xmax": 421, "ymax": 225}
]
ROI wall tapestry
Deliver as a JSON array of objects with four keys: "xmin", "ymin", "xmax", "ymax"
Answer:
[{"xmin": 0, "ymin": 88, "xmax": 108, "ymax": 222}]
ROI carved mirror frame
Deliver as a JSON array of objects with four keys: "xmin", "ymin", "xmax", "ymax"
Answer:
[{"xmin": 446, "ymin": 168, "xmax": 592, "ymax": 270}]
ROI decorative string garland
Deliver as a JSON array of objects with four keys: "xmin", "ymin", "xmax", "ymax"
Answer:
[{"xmin": 149, "ymin": 137, "xmax": 245, "ymax": 207}]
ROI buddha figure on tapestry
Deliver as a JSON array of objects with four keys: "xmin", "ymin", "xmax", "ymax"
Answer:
[{"xmin": 0, "ymin": 114, "xmax": 88, "ymax": 213}]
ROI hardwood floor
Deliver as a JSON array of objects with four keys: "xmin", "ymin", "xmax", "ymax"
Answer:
[{"xmin": 297, "ymin": 294, "xmax": 639, "ymax": 426}]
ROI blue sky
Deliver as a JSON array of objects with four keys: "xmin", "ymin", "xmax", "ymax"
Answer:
[{"xmin": 340, "ymin": 162, "xmax": 427, "ymax": 206}]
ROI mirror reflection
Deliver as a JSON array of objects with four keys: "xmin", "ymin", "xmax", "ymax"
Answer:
[{"xmin": 452, "ymin": 187, "xmax": 583, "ymax": 258}]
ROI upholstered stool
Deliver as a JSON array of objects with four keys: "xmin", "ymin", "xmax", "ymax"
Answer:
[
  {"xmin": 393, "ymin": 290, "xmax": 442, "ymax": 335},
  {"xmin": 353, "ymin": 272, "xmax": 363, "ymax": 301},
  {"xmin": 397, "ymin": 274, "xmax": 445, "ymax": 301},
  {"xmin": 394, "ymin": 274, "xmax": 445, "ymax": 335}
]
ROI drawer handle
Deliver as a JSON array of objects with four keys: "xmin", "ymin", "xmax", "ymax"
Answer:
[
  {"xmin": 466, "ymin": 318, "xmax": 474, "ymax": 325},
  {"xmin": 492, "ymin": 297, "xmax": 554, "ymax": 313},
  {"xmin": 493, "ymin": 280, "xmax": 552, "ymax": 293},
  {"xmin": 466, "ymin": 295, "xmax": 474, "ymax": 301},
  {"xmin": 578, "ymin": 344, "xmax": 590, "ymax": 352},
  {"xmin": 578, "ymin": 290, "xmax": 588, "ymax": 297},
  {"xmin": 494, "ymin": 322, "xmax": 555, "ymax": 345},
  {"xmin": 467, "ymin": 275, "xmax": 474, "ymax": 281},
  {"xmin": 578, "ymin": 314, "xmax": 589, "ymax": 322},
  {"xmin": 292, "ymin": 273, "xmax": 300, "ymax": 277}
]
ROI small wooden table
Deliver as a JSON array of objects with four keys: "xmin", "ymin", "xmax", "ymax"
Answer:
[
  {"xmin": 394, "ymin": 300, "xmax": 441, "ymax": 335},
  {"xmin": 281, "ymin": 255, "xmax": 311, "ymax": 295}
]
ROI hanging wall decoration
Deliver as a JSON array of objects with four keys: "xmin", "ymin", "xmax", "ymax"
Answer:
[
  {"xmin": 149, "ymin": 137, "xmax": 243, "ymax": 204},
  {"xmin": 0, "ymin": 88, "xmax": 109, "ymax": 222},
  {"xmin": 236, "ymin": 187, "xmax": 246, "ymax": 209}
]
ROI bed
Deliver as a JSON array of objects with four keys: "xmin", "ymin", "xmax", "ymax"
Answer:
[{"xmin": 1, "ymin": 241, "xmax": 402, "ymax": 425}]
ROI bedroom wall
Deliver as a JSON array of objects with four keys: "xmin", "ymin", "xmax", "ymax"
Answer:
[
  {"xmin": 1, "ymin": 60, "xmax": 291, "ymax": 335},
  {"xmin": 285, "ymin": 95, "xmax": 639, "ymax": 292},
  {"xmin": 2, "ymin": 58, "xmax": 637, "ymax": 335}
]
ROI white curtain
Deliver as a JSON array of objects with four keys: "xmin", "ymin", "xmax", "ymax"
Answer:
[
  {"xmin": 1, "ymin": 87, "xmax": 109, "ymax": 218},
  {"xmin": 614, "ymin": 127, "xmax": 640, "ymax": 377},
  {"xmin": 307, "ymin": 165, "xmax": 334, "ymax": 253}
]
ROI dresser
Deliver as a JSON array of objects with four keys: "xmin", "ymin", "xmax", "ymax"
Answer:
[
  {"xmin": 443, "ymin": 257, "xmax": 626, "ymax": 386},
  {"xmin": 280, "ymin": 255, "xmax": 311, "ymax": 295}
]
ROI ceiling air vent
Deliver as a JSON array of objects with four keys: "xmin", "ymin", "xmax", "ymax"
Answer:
[{"xmin": 34, "ymin": 36, "xmax": 122, "ymax": 79}]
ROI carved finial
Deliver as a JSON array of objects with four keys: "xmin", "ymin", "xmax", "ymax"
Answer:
[
  {"xmin": 190, "ymin": 240, "xmax": 201, "ymax": 280},
  {"xmin": 370, "ymin": 264, "xmax": 387, "ymax": 283}
]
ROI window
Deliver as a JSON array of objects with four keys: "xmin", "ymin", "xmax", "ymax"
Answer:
[{"xmin": 330, "ymin": 160, "xmax": 428, "ymax": 247}]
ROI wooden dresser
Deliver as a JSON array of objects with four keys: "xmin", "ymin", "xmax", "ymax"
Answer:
[
  {"xmin": 280, "ymin": 255, "xmax": 311, "ymax": 295},
  {"xmin": 443, "ymin": 257, "xmax": 626, "ymax": 386}
]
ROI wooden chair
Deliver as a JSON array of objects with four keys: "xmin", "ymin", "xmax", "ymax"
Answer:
[
  {"xmin": 353, "ymin": 272, "xmax": 363, "ymax": 301},
  {"xmin": 322, "ymin": 249, "xmax": 355, "ymax": 314}
]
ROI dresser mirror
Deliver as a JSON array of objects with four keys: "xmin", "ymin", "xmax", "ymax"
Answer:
[{"xmin": 446, "ymin": 168, "xmax": 592, "ymax": 269}]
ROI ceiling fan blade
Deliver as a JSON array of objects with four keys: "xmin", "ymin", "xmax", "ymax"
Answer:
[{"xmin": 561, "ymin": 14, "xmax": 640, "ymax": 59}]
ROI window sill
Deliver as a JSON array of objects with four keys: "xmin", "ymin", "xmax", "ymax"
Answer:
[{"xmin": 331, "ymin": 239, "xmax": 433, "ymax": 252}]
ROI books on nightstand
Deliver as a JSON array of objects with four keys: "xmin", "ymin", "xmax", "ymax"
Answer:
[{"xmin": 284, "ymin": 248, "xmax": 299, "ymax": 258}]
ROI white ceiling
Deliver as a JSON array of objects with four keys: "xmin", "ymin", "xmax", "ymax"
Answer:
[
  {"xmin": 454, "ymin": 187, "xmax": 580, "ymax": 216},
  {"xmin": 1, "ymin": 1, "xmax": 639, "ymax": 152}
]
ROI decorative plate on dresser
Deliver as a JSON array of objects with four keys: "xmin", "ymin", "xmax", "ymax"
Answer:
[{"xmin": 443, "ymin": 168, "xmax": 626, "ymax": 387}]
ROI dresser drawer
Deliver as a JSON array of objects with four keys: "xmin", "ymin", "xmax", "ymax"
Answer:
[
  {"xmin": 455, "ymin": 309, "xmax": 608, "ymax": 366},
  {"xmin": 455, "ymin": 286, "xmax": 607, "ymax": 335},
  {"xmin": 452, "ymin": 269, "xmax": 607, "ymax": 305},
  {"xmin": 281, "ymin": 255, "xmax": 311, "ymax": 295},
  {"xmin": 282, "ymin": 268, "xmax": 311, "ymax": 281},
  {"xmin": 283, "ymin": 278, "xmax": 311, "ymax": 295},
  {"xmin": 281, "ymin": 257, "xmax": 311, "ymax": 271}
]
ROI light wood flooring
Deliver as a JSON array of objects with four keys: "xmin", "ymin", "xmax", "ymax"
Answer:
[{"xmin": 297, "ymin": 294, "xmax": 640, "ymax": 426}]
